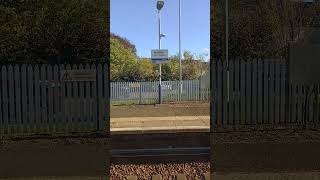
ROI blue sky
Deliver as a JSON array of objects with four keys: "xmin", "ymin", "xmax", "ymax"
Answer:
[{"xmin": 110, "ymin": 0, "xmax": 210, "ymax": 61}]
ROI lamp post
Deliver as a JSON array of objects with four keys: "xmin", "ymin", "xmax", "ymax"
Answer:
[
  {"xmin": 157, "ymin": 0, "xmax": 165, "ymax": 104},
  {"xmin": 179, "ymin": 0, "xmax": 182, "ymax": 100}
]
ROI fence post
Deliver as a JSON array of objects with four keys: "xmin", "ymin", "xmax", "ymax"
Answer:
[
  {"xmin": 139, "ymin": 82, "xmax": 142, "ymax": 104},
  {"xmin": 2, "ymin": 66, "xmax": 9, "ymax": 134},
  {"xmin": 199, "ymin": 77, "xmax": 201, "ymax": 101},
  {"xmin": 96, "ymin": 64, "xmax": 103, "ymax": 132}
]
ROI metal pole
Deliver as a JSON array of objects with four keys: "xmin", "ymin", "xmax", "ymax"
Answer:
[
  {"xmin": 179, "ymin": 0, "xmax": 182, "ymax": 100},
  {"xmin": 158, "ymin": 10, "xmax": 162, "ymax": 104}
]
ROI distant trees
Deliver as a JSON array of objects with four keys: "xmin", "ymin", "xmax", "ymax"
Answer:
[
  {"xmin": 0, "ymin": 0, "xmax": 107, "ymax": 64},
  {"xmin": 163, "ymin": 51, "xmax": 208, "ymax": 80},
  {"xmin": 110, "ymin": 34, "xmax": 208, "ymax": 82}
]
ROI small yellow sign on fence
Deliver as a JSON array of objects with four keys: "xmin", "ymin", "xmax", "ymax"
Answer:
[
  {"xmin": 129, "ymin": 83, "xmax": 141, "ymax": 88},
  {"xmin": 61, "ymin": 70, "xmax": 96, "ymax": 81}
]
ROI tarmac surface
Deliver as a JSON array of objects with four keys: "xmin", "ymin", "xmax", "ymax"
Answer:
[{"xmin": 110, "ymin": 103, "xmax": 210, "ymax": 134}]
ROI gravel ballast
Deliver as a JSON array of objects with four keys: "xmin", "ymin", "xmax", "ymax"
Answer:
[{"xmin": 110, "ymin": 162, "xmax": 210, "ymax": 180}]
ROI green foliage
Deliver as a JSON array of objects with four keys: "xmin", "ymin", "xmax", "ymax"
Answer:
[
  {"xmin": 162, "ymin": 51, "xmax": 209, "ymax": 81},
  {"xmin": 109, "ymin": 33, "xmax": 208, "ymax": 82},
  {"xmin": 110, "ymin": 37, "xmax": 137, "ymax": 81},
  {"xmin": 0, "ymin": 0, "xmax": 108, "ymax": 64},
  {"xmin": 162, "ymin": 58, "xmax": 180, "ymax": 80},
  {"xmin": 110, "ymin": 33, "xmax": 137, "ymax": 54},
  {"xmin": 109, "ymin": 36, "xmax": 208, "ymax": 82},
  {"xmin": 110, "ymin": 33, "xmax": 159, "ymax": 82},
  {"xmin": 134, "ymin": 59, "xmax": 157, "ymax": 81},
  {"xmin": 211, "ymin": 0, "xmax": 318, "ymax": 60}
]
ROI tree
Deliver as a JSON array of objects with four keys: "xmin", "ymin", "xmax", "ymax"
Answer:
[
  {"xmin": 110, "ymin": 36, "xmax": 137, "ymax": 81},
  {"xmin": 127, "ymin": 58, "xmax": 157, "ymax": 81},
  {"xmin": 211, "ymin": 0, "xmax": 224, "ymax": 60},
  {"xmin": 161, "ymin": 51, "xmax": 208, "ymax": 81},
  {"xmin": 0, "ymin": 0, "xmax": 108, "ymax": 64},
  {"xmin": 110, "ymin": 33, "xmax": 137, "ymax": 54},
  {"xmin": 211, "ymin": 0, "xmax": 319, "ymax": 60},
  {"xmin": 110, "ymin": 34, "xmax": 161, "ymax": 81},
  {"xmin": 164, "ymin": 58, "xmax": 180, "ymax": 80}
]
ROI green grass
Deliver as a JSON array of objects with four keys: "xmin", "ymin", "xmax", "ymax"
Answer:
[
  {"xmin": 110, "ymin": 91, "xmax": 210, "ymax": 106},
  {"xmin": 111, "ymin": 99, "xmax": 158, "ymax": 106}
]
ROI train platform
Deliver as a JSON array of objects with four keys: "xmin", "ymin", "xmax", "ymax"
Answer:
[
  {"xmin": 110, "ymin": 115, "xmax": 210, "ymax": 134},
  {"xmin": 110, "ymin": 103, "xmax": 210, "ymax": 134}
]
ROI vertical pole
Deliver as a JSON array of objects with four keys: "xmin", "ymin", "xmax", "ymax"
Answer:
[
  {"xmin": 304, "ymin": 87, "xmax": 309, "ymax": 129},
  {"xmin": 96, "ymin": 66, "xmax": 100, "ymax": 131},
  {"xmin": 158, "ymin": 10, "xmax": 162, "ymax": 104},
  {"xmin": 179, "ymin": 0, "xmax": 182, "ymax": 101},
  {"xmin": 286, "ymin": 42, "xmax": 291, "ymax": 123},
  {"xmin": 199, "ymin": 68, "xmax": 202, "ymax": 101},
  {"xmin": 139, "ymin": 82, "xmax": 142, "ymax": 104}
]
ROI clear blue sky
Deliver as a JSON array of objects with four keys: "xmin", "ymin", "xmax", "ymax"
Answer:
[{"xmin": 110, "ymin": 0, "xmax": 210, "ymax": 60}]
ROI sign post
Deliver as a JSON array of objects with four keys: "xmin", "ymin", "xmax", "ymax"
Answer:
[
  {"xmin": 151, "ymin": 49, "xmax": 168, "ymax": 64},
  {"xmin": 151, "ymin": 49, "xmax": 168, "ymax": 104}
]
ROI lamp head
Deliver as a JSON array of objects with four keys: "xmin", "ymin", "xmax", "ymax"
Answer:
[{"xmin": 157, "ymin": 0, "xmax": 164, "ymax": 10}]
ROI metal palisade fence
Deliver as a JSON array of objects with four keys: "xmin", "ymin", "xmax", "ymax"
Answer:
[
  {"xmin": 0, "ymin": 63, "xmax": 109, "ymax": 136},
  {"xmin": 211, "ymin": 59, "xmax": 320, "ymax": 129},
  {"xmin": 110, "ymin": 79, "xmax": 210, "ymax": 105}
]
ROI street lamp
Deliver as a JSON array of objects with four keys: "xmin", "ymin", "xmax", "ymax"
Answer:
[
  {"xmin": 179, "ymin": 0, "xmax": 182, "ymax": 100},
  {"xmin": 157, "ymin": 0, "xmax": 164, "ymax": 10},
  {"xmin": 157, "ymin": 0, "xmax": 165, "ymax": 104}
]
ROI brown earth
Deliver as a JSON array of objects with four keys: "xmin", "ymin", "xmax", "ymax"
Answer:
[
  {"xmin": 0, "ymin": 134, "xmax": 110, "ymax": 178},
  {"xmin": 211, "ymin": 129, "xmax": 320, "ymax": 174}
]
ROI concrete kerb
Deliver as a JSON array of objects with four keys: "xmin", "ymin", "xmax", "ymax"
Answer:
[{"xmin": 110, "ymin": 126, "xmax": 210, "ymax": 135}]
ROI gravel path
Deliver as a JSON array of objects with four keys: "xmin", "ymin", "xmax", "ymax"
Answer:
[{"xmin": 110, "ymin": 162, "xmax": 209, "ymax": 180}]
